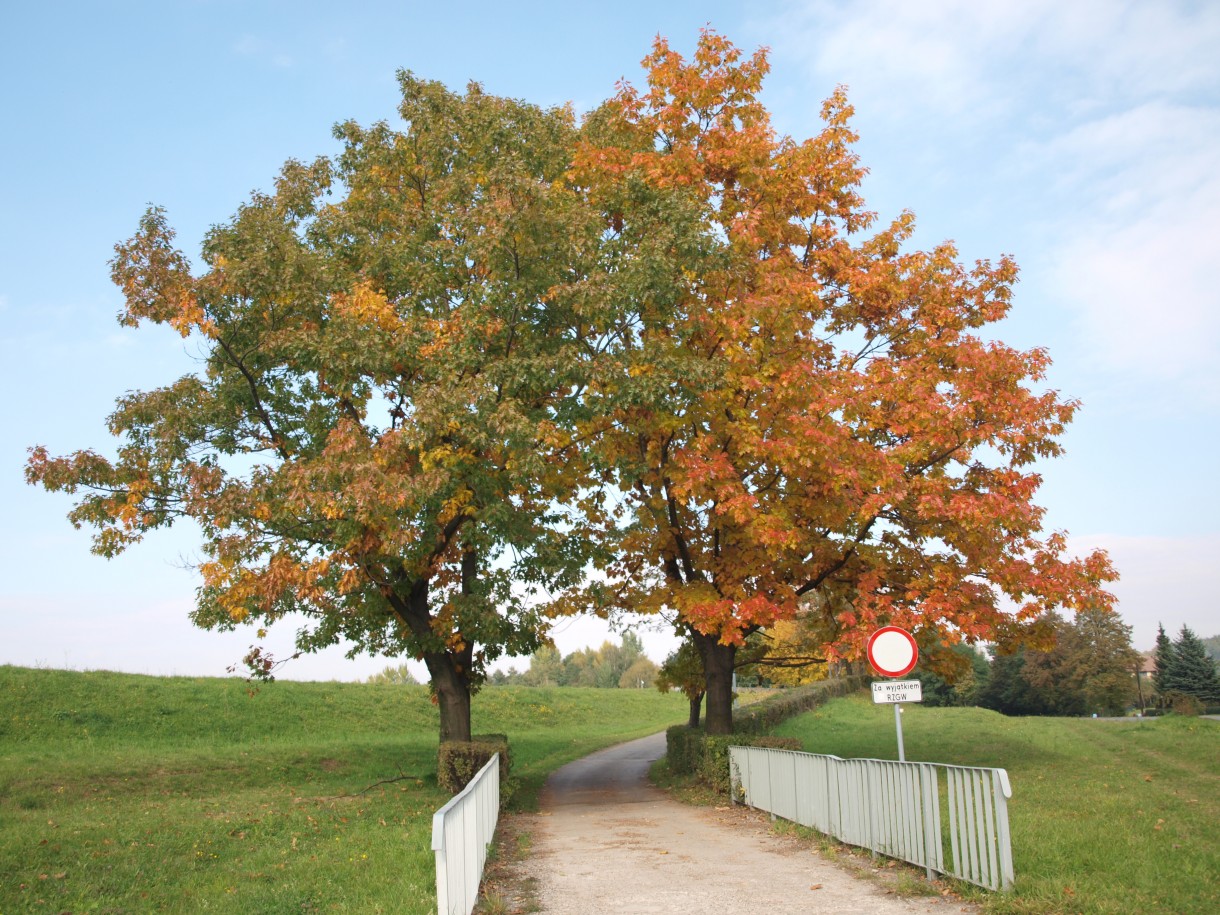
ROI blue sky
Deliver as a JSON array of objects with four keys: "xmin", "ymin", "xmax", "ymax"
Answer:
[{"xmin": 3, "ymin": 1, "xmax": 1217, "ymax": 680}]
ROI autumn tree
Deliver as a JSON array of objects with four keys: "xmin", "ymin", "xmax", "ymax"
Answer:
[
  {"xmin": 522, "ymin": 632, "xmax": 652, "ymax": 687},
  {"xmin": 981, "ymin": 609, "xmax": 1138, "ymax": 716},
  {"xmin": 656, "ymin": 638, "xmax": 706, "ymax": 727},
  {"xmin": 1023, "ymin": 609, "xmax": 1140, "ymax": 715},
  {"xmin": 522, "ymin": 644, "xmax": 564, "ymax": 687},
  {"xmin": 26, "ymin": 75, "xmax": 606, "ymax": 743},
  {"xmin": 746, "ymin": 612, "xmax": 833, "ymax": 687},
  {"xmin": 619, "ymin": 655, "xmax": 660, "ymax": 688},
  {"xmin": 575, "ymin": 33, "xmax": 1117, "ymax": 733}
]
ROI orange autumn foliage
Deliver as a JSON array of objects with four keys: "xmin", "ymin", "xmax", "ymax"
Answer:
[{"xmin": 574, "ymin": 33, "xmax": 1116, "ymax": 731}]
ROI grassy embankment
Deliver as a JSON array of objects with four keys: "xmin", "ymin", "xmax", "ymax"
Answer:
[
  {"xmin": 771, "ymin": 695, "xmax": 1220, "ymax": 915},
  {"xmin": 0, "ymin": 665, "xmax": 684, "ymax": 914}
]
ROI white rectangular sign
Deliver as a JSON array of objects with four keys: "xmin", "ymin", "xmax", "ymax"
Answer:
[{"xmin": 872, "ymin": 680, "xmax": 923, "ymax": 704}]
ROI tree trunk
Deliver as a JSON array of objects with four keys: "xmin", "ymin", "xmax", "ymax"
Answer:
[
  {"xmin": 426, "ymin": 651, "xmax": 473, "ymax": 742},
  {"xmin": 688, "ymin": 693, "xmax": 703, "ymax": 729},
  {"xmin": 693, "ymin": 630, "xmax": 737, "ymax": 735},
  {"xmin": 397, "ymin": 576, "xmax": 475, "ymax": 743}
]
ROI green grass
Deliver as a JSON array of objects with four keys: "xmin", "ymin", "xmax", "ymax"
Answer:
[
  {"xmin": 772, "ymin": 695, "xmax": 1220, "ymax": 915},
  {"xmin": 0, "ymin": 665, "xmax": 684, "ymax": 914}
]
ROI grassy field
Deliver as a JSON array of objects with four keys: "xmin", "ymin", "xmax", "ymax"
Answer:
[
  {"xmin": 772, "ymin": 695, "xmax": 1220, "ymax": 915},
  {"xmin": 0, "ymin": 665, "xmax": 685, "ymax": 914}
]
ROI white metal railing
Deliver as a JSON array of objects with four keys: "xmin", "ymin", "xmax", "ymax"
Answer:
[
  {"xmin": 729, "ymin": 746, "xmax": 1013, "ymax": 891},
  {"xmin": 431, "ymin": 753, "xmax": 501, "ymax": 915}
]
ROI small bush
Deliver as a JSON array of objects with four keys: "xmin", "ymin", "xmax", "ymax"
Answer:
[
  {"xmin": 437, "ymin": 735, "xmax": 511, "ymax": 794},
  {"xmin": 698, "ymin": 734, "xmax": 803, "ymax": 794},
  {"xmin": 666, "ymin": 728, "xmax": 802, "ymax": 794},
  {"xmin": 665, "ymin": 725, "xmax": 703, "ymax": 775},
  {"xmin": 1169, "ymin": 694, "xmax": 1204, "ymax": 717}
]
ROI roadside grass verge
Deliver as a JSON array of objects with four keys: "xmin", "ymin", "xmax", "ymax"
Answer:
[
  {"xmin": 772, "ymin": 695, "xmax": 1220, "ymax": 915},
  {"xmin": 0, "ymin": 665, "xmax": 683, "ymax": 914}
]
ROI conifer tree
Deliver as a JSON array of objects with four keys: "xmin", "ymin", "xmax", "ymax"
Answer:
[{"xmin": 1169, "ymin": 626, "xmax": 1220, "ymax": 703}]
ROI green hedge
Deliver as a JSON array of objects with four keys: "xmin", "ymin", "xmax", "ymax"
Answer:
[
  {"xmin": 666, "ymin": 678, "xmax": 863, "ymax": 793},
  {"xmin": 698, "ymin": 734, "xmax": 802, "ymax": 794},
  {"xmin": 665, "ymin": 724, "xmax": 705, "ymax": 775},
  {"xmin": 437, "ymin": 733, "xmax": 511, "ymax": 794},
  {"xmin": 732, "ymin": 676, "xmax": 864, "ymax": 734}
]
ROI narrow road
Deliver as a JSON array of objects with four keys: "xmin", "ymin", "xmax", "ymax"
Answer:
[{"xmin": 519, "ymin": 732, "xmax": 976, "ymax": 914}]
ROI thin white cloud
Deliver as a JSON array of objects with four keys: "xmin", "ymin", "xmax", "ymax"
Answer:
[
  {"xmin": 763, "ymin": 0, "xmax": 1220, "ymax": 399},
  {"xmin": 1069, "ymin": 533, "xmax": 1220, "ymax": 650},
  {"xmin": 1032, "ymin": 107, "xmax": 1220, "ymax": 397},
  {"xmin": 232, "ymin": 33, "xmax": 293, "ymax": 69}
]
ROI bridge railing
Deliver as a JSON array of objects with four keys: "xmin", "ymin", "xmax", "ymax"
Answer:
[
  {"xmin": 729, "ymin": 745, "xmax": 1013, "ymax": 891},
  {"xmin": 431, "ymin": 753, "xmax": 500, "ymax": 915}
]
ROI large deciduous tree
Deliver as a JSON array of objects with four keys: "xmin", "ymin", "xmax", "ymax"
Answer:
[
  {"xmin": 27, "ymin": 75, "xmax": 605, "ymax": 743},
  {"xmin": 575, "ymin": 33, "xmax": 1117, "ymax": 733},
  {"xmin": 980, "ymin": 608, "xmax": 1138, "ymax": 716}
]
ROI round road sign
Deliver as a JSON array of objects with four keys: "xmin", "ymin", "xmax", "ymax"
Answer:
[{"xmin": 866, "ymin": 627, "xmax": 918, "ymax": 678}]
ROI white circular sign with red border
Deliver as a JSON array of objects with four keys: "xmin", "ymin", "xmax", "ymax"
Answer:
[{"xmin": 866, "ymin": 627, "xmax": 919, "ymax": 678}]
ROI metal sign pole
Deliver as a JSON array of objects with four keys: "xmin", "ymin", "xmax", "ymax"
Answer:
[{"xmin": 894, "ymin": 702, "xmax": 905, "ymax": 762}]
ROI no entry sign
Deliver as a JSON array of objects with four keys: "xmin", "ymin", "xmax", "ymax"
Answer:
[{"xmin": 866, "ymin": 627, "xmax": 919, "ymax": 678}]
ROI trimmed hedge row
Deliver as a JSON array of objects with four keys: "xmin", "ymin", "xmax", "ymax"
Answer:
[
  {"xmin": 666, "ymin": 677, "xmax": 864, "ymax": 794},
  {"xmin": 437, "ymin": 733, "xmax": 511, "ymax": 794},
  {"xmin": 732, "ymin": 676, "xmax": 865, "ymax": 734}
]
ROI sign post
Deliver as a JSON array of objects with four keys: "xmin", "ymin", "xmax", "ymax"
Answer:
[{"xmin": 866, "ymin": 627, "xmax": 920, "ymax": 762}]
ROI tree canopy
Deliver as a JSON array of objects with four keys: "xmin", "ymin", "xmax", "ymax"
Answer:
[
  {"xmin": 27, "ymin": 75, "xmax": 607, "ymax": 742},
  {"xmin": 572, "ymin": 33, "xmax": 1117, "ymax": 732},
  {"xmin": 28, "ymin": 31, "xmax": 1118, "ymax": 741},
  {"xmin": 980, "ymin": 608, "xmax": 1138, "ymax": 716}
]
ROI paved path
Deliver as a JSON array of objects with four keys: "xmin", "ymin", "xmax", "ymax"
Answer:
[{"xmin": 519, "ymin": 732, "xmax": 976, "ymax": 915}]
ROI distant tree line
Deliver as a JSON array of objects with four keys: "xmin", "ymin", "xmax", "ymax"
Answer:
[
  {"xmin": 916, "ymin": 612, "xmax": 1220, "ymax": 717},
  {"xmin": 367, "ymin": 611, "xmax": 1219, "ymax": 720},
  {"xmin": 489, "ymin": 632, "xmax": 659, "ymax": 689}
]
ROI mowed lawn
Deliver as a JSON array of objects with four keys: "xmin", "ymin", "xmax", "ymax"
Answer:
[
  {"xmin": 773, "ymin": 696, "xmax": 1220, "ymax": 915},
  {"xmin": 0, "ymin": 666, "xmax": 685, "ymax": 913}
]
